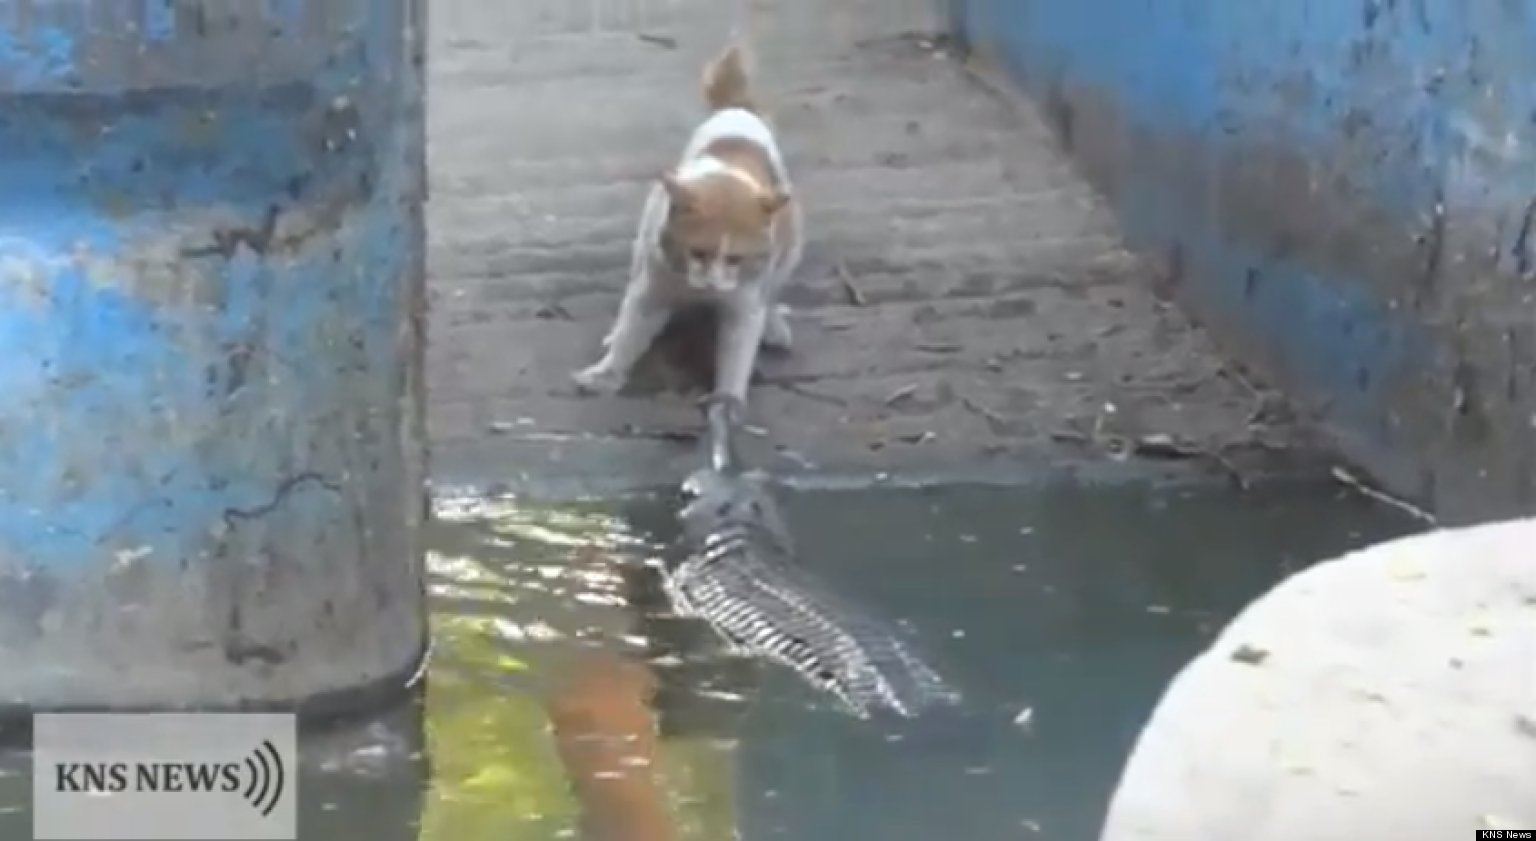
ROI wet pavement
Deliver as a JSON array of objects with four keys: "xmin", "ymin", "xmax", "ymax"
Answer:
[{"xmin": 0, "ymin": 479, "xmax": 1416, "ymax": 841}]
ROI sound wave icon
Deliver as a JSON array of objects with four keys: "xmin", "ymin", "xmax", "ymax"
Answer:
[{"xmin": 240, "ymin": 740, "xmax": 285, "ymax": 817}]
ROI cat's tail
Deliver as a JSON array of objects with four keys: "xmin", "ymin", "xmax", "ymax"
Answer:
[{"xmin": 701, "ymin": 38, "xmax": 756, "ymax": 113}]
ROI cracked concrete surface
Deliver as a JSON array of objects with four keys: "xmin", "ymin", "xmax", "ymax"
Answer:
[{"xmin": 426, "ymin": 0, "xmax": 1322, "ymax": 497}]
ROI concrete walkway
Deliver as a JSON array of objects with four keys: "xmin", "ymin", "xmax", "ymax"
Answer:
[{"xmin": 425, "ymin": 0, "xmax": 1316, "ymax": 497}]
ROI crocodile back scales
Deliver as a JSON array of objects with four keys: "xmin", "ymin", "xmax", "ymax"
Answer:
[{"xmin": 667, "ymin": 455, "xmax": 958, "ymax": 718}]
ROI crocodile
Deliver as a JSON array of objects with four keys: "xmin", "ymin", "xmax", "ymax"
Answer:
[{"xmin": 662, "ymin": 394, "xmax": 961, "ymax": 719}]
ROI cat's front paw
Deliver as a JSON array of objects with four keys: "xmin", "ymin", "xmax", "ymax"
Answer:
[
  {"xmin": 762, "ymin": 305, "xmax": 793, "ymax": 350},
  {"xmin": 571, "ymin": 363, "xmax": 626, "ymax": 395}
]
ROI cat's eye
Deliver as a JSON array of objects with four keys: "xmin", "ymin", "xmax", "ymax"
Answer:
[
  {"xmin": 688, "ymin": 249, "xmax": 710, "ymax": 262},
  {"xmin": 723, "ymin": 255, "xmax": 744, "ymax": 267}
]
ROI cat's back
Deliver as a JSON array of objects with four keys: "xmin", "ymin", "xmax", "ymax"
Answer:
[{"xmin": 681, "ymin": 107, "xmax": 787, "ymax": 174}]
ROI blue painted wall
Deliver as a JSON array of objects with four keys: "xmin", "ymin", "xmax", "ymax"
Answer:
[
  {"xmin": 0, "ymin": 0, "xmax": 428, "ymax": 710},
  {"xmin": 947, "ymin": 0, "xmax": 1536, "ymax": 523}
]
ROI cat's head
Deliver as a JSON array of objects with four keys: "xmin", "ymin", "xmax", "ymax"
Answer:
[{"xmin": 661, "ymin": 169, "xmax": 790, "ymax": 294}]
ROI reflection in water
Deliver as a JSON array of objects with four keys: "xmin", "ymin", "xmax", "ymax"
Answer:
[
  {"xmin": 0, "ymin": 480, "xmax": 1421, "ymax": 841},
  {"xmin": 301, "ymin": 697, "xmax": 430, "ymax": 839},
  {"xmin": 415, "ymin": 480, "xmax": 1417, "ymax": 841},
  {"xmin": 422, "ymin": 494, "xmax": 743, "ymax": 841}
]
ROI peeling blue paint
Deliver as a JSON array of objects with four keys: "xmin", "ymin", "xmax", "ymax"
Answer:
[
  {"xmin": 0, "ymin": 7, "xmax": 418, "ymax": 569},
  {"xmin": 142, "ymin": 0, "xmax": 176, "ymax": 43},
  {"xmin": 950, "ymin": 0, "xmax": 1536, "ymax": 518},
  {"xmin": 0, "ymin": 0, "xmax": 426, "ymax": 711},
  {"xmin": 0, "ymin": 26, "xmax": 76, "ymax": 88},
  {"xmin": 958, "ymin": 0, "xmax": 1536, "ymax": 223}
]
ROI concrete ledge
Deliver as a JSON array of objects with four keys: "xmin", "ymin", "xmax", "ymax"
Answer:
[{"xmin": 1100, "ymin": 517, "xmax": 1536, "ymax": 840}]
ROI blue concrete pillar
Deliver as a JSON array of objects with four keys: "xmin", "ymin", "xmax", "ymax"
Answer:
[{"xmin": 0, "ymin": 0, "xmax": 429, "ymax": 712}]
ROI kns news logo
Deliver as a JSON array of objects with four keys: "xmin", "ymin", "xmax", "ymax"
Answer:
[{"xmin": 52, "ymin": 740, "xmax": 287, "ymax": 816}]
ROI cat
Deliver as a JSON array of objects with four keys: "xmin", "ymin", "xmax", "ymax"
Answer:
[{"xmin": 572, "ymin": 38, "xmax": 803, "ymax": 403}]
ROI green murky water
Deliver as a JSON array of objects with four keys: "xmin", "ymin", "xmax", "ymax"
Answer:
[{"xmin": 0, "ymin": 480, "xmax": 1421, "ymax": 840}]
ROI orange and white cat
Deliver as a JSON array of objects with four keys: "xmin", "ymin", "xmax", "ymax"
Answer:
[{"xmin": 572, "ymin": 40, "xmax": 803, "ymax": 402}]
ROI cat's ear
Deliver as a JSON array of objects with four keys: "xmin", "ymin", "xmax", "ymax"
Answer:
[
  {"xmin": 758, "ymin": 188, "xmax": 791, "ymax": 216},
  {"xmin": 660, "ymin": 170, "xmax": 693, "ymax": 208}
]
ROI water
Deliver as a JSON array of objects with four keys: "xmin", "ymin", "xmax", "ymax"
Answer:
[{"xmin": 0, "ymin": 480, "xmax": 1420, "ymax": 840}]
